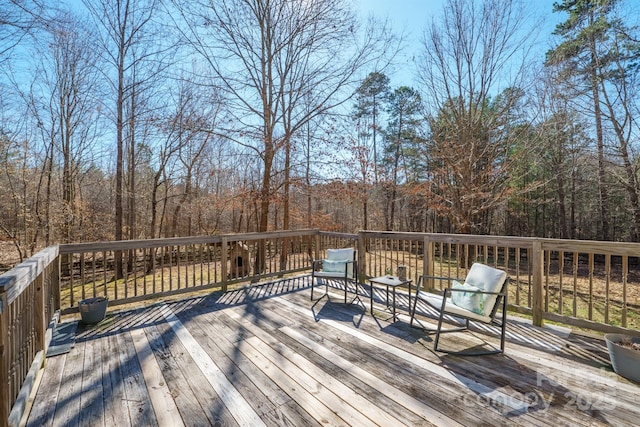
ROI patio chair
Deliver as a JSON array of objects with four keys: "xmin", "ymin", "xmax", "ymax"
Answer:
[
  {"xmin": 311, "ymin": 248, "xmax": 359, "ymax": 304},
  {"xmin": 410, "ymin": 263, "xmax": 508, "ymax": 355}
]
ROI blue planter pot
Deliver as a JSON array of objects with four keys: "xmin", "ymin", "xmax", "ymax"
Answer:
[
  {"xmin": 78, "ymin": 297, "xmax": 108, "ymax": 324},
  {"xmin": 605, "ymin": 333, "xmax": 640, "ymax": 383}
]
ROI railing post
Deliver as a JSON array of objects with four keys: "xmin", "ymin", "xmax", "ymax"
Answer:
[
  {"xmin": 357, "ymin": 232, "xmax": 365, "ymax": 283},
  {"xmin": 423, "ymin": 236, "xmax": 434, "ymax": 289},
  {"xmin": 532, "ymin": 240, "xmax": 544, "ymax": 327},
  {"xmin": 52, "ymin": 255, "xmax": 61, "ymax": 312},
  {"xmin": 221, "ymin": 237, "xmax": 228, "ymax": 292},
  {"xmin": 422, "ymin": 236, "xmax": 433, "ymax": 287},
  {"xmin": 0, "ymin": 290, "xmax": 9, "ymax": 425},
  {"xmin": 314, "ymin": 233, "xmax": 321, "ymax": 262},
  {"xmin": 35, "ymin": 274, "xmax": 46, "ymax": 354}
]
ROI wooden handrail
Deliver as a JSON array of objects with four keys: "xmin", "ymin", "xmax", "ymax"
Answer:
[
  {"xmin": 4, "ymin": 229, "xmax": 640, "ymax": 426},
  {"xmin": 0, "ymin": 246, "xmax": 59, "ymax": 427}
]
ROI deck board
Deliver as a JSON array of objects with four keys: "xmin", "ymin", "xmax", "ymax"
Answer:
[
  {"xmin": 79, "ymin": 337, "xmax": 104, "ymax": 426},
  {"xmin": 102, "ymin": 332, "xmax": 132, "ymax": 427},
  {"xmin": 270, "ymin": 298, "xmax": 521, "ymax": 426},
  {"xmin": 131, "ymin": 327, "xmax": 185, "ymax": 427},
  {"xmin": 25, "ymin": 352, "xmax": 65, "ymax": 427},
  {"xmin": 190, "ymin": 311, "xmax": 308, "ymax": 413},
  {"xmin": 25, "ymin": 276, "xmax": 640, "ymax": 426},
  {"xmin": 161, "ymin": 305, "xmax": 264, "ymax": 426},
  {"xmin": 53, "ymin": 339, "xmax": 84, "ymax": 427},
  {"xmin": 153, "ymin": 320, "xmax": 239, "ymax": 427}
]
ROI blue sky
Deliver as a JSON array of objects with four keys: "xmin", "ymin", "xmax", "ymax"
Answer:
[{"xmin": 357, "ymin": 0, "xmax": 564, "ymax": 88}]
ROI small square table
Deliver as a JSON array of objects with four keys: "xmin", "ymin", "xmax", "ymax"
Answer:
[{"xmin": 369, "ymin": 275, "xmax": 412, "ymax": 320}]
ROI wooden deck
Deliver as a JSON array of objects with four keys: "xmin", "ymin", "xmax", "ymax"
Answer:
[{"xmin": 25, "ymin": 276, "xmax": 639, "ymax": 426}]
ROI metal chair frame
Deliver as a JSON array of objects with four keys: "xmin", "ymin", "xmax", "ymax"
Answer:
[{"xmin": 410, "ymin": 270, "xmax": 509, "ymax": 356}]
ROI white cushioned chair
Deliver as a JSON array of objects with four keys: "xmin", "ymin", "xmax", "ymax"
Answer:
[
  {"xmin": 410, "ymin": 263, "xmax": 509, "ymax": 355},
  {"xmin": 311, "ymin": 248, "xmax": 358, "ymax": 303}
]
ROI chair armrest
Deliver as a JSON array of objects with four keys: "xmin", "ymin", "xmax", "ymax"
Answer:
[
  {"xmin": 443, "ymin": 287, "xmax": 506, "ymax": 298},
  {"xmin": 416, "ymin": 275, "xmax": 463, "ymax": 294},
  {"xmin": 312, "ymin": 259, "xmax": 355, "ymax": 265}
]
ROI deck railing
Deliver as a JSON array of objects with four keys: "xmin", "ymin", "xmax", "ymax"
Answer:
[
  {"xmin": 359, "ymin": 231, "xmax": 640, "ymax": 333},
  {"xmin": 0, "ymin": 246, "xmax": 59, "ymax": 427},
  {"xmin": 57, "ymin": 230, "xmax": 320, "ymax": 312},
  {"xmin": 2, "ymin": 229, "xmax": 640, "ymax": 426}
]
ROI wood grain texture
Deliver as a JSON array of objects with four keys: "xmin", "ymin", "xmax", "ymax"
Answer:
[
  {"xmin": 130, "ymin": 327, "xmax": 185, "ymax": 427},
  {"xmin": 25, "ymin": 276, "xmax": 639, "ymax": 427}
]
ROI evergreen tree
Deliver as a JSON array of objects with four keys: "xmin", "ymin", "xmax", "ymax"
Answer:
[{"xmin": 382, "ymin": 86, "xmax": 423, "ymax": 231}]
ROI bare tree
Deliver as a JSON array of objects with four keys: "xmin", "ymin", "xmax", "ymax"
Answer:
[
  {"xmin": 34, "ymin": 13, "xmax": 101, "ymax": 243},
  {"xmin": 173, "ymin": 0, "xmax": 398, "ymax": 270},
  {"xmin": 418, "ymin": 0, "xmax": 536, "ymax": 235},
  {"xmin": 0, "ymin": 0, "xmax": 45, "ymax": 62},
  {"xmin": 533, "ymin": 77, "xmax": 590, "ymax": 239},
  {"xmin": 83, "ymin": 0, "xmax": 169, "ymax": 276}
]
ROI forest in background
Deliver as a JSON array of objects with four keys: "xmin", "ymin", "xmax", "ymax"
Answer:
[{"xmin": 1, "ymin": 0, "xmax": 640, "ymax": 266}]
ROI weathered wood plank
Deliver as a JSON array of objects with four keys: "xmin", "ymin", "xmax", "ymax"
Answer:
[
  {"xmin": 268, "ymin": 295, "xmax": 549, "ymax": 427},
  {"xmin": 58, "ymin": 230, "xmax": 318, "ymax": 254},
  {"xmin": 0, "ymin": 246, "xmax": 58, "ymax": 306},
  {"xmin": 222, "ymin": 303, "xmax": 447, "ymax": 426},
  {"xmin": 158, "ymin": 304, "xmax": 266, "ymax": 427},
  {"xmin": 250, "ymin": 332, "xmax": 407, "ymax": 427},
  {"xmin": 231, "ymin": 332, "xmax": 351, "ymax": 426},
  {"xmin": 78, "ymin": 337, "xmax": 104, "ymax": 426},
  {"xmin": 51, "ymin": 338, "xmax": 84, "ymax": 427},
  {"xmin": 143, "ymin": 324, "xmax": 215, "ymax": 427},
  {"xmin": 130, "ymin": 327, "xmax": 185, "ymax": 427},
  {"xmin": 237, "ymin": 308, "xmax": 429, "ymax": 426},
  {"xmin": 25, "ymin": 354, "xmax": 66, "ymax": 427},
  {"xmin": 25, "ymin": 278, "xmax": 640, "ymax": 427},
  {"xmin": 278, "ymin": 291, "xmax": 631, "ymax": 427},
  {"xmin": 153, "ymin": 320, "xmax": 239, "ymax": 427},
  {"xmin": 180, "ymin": 313, "xmax": 287, "ymax": 415},
  {"xmin": 115, "ymin": 331, "xmax": 158, "ymax": 426},
  {"xmin": 277, "ymin": 297, "xmax": 530, "ymax": 414},
  {"xmin": 190, "ymin": 310, "xmax": 321, "ymax": 427},
  {"xmin": 102, "ymin": 333, "xmax": 131, "ymax": 427},
  {"xmin": 244, "ymin": 334, "xmax": 388, "ymax": 427}
]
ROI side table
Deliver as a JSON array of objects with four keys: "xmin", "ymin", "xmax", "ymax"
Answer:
[{"xmin": 369, "ymin": 275, "xmax": 412, "ymax": 320}]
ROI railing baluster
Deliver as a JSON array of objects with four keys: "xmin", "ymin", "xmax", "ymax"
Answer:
[
  {"xmin": 132, "ymin": 249, "xmax": 138, "ymax": 297},
  {"xmin": 605, "ymin": 254, "xmax": 611, "ymax": 324},
  {"xmin": 588, "ymin": 252, "xmax": 594, "ymax": 320},
  {"xmin": 160, "ymin": 246, "xmax": 165, "ymax": 293},
  {"xmin": 545, "ymin": 250, "xmax": 550, "ymax": 313},
  {"xmin": 515, "ymin": 247, "xmax": 520, "ymax": 306},
  {"xmin": 622, "ymin": 255, "xmax": 628, "ymax": 328},
  {"xmin": 559, "ymin": 250, "xmax": 564, "ymax": 315},
  {"xmin": 573, "ymin": 252, "xmax": 578, "ymax": 317},
  {"xmin": 199, "ymin": 243, "xmax": 204, "ymax": 287},
  {"xmin": 92, "ymin": 252, "xmax": 97, "ymax": 299},
  {"xmin": 142, "ymin": 248, "xmax": 147, "ymax": 295}
]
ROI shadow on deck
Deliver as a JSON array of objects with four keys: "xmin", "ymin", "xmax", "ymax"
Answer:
[{"xmin": 26, "ymin": 275, "xmax": 638, "ymax": 426}]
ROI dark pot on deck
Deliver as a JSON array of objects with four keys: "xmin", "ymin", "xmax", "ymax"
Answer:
[
  {"xmin": 78, "ymin": 296, "xmax": 108, "ymax": 324},
  {"xmin": 605, "ymin": 333, "xmax": 640, "ymax": 383}
]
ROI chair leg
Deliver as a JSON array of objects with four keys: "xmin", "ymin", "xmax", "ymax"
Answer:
[
  {"xmin": 311, "ymin": 274, "xmax": 326, "ymax": 301},
  {"xmin": 409, "ymin": 289, "xmax": 420, "ymax": 327},
  {"xmin": 344, "ymin": 280, "xmax": 347, "ymax": 304},
  {"xmin": 310, "ymin": 274, "xmax": 315, "ymax": 300},
  {"xmin": 499, "ymin": 296, "xmax": 507, "ymax": 352},
  {"xmin": 433, "ymin": 311, "xmax": 446, "ymax": 352}
]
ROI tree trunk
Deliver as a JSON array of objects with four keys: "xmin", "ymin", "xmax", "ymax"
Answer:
[
  {"xmin": 115, "ymin": 40, "xmax": 125, "ymax": 278},
  {"xmin": 590, "ymin": 46, "xmax": 610, "ymax": 241}
]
